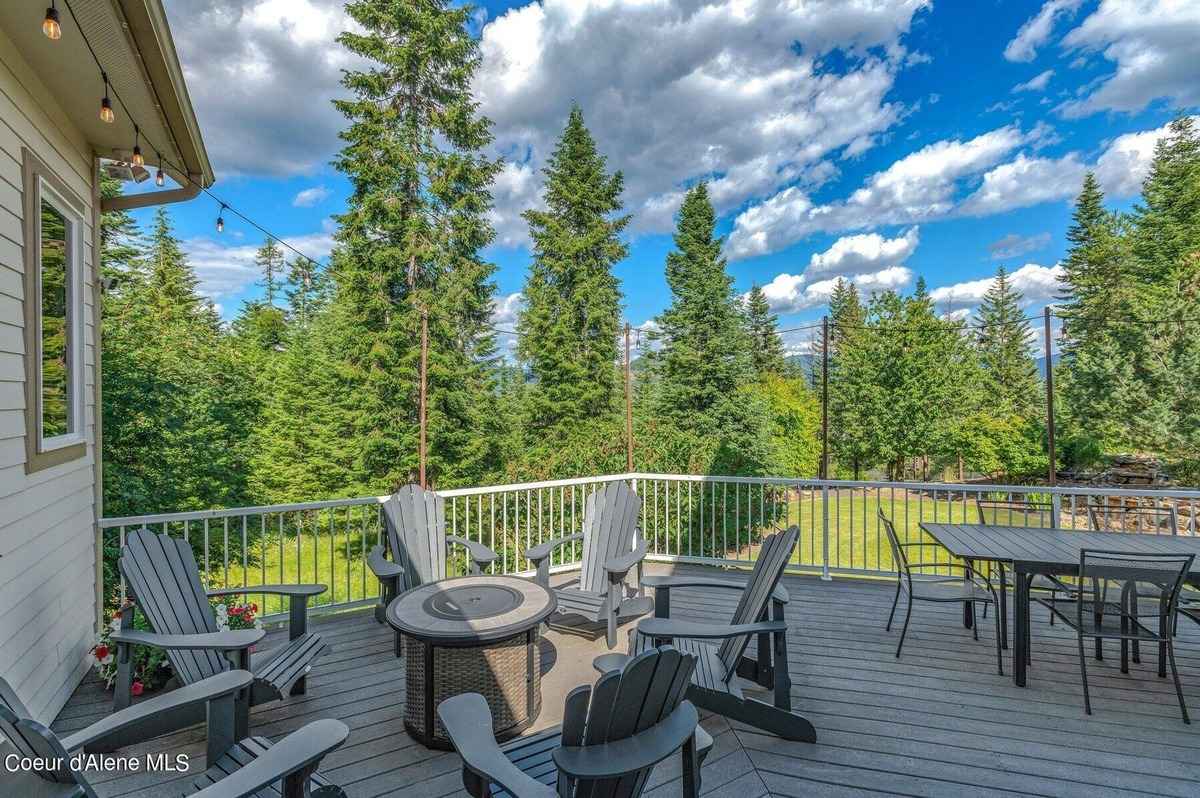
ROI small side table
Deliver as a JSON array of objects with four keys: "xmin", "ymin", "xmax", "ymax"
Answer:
[{"xmin": 386, "ymin": 575, "xmax": 556, "ymax": 749}]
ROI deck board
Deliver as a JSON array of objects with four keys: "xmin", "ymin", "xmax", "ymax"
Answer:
[{"xmin": 50, "ymin": 564, "xmax": 1200, "ymax": 797}]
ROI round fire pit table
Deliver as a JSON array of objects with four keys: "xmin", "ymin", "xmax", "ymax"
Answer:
[{"xmin": 386, "ymin": 575, "xmax": 556, "ymax": 749}]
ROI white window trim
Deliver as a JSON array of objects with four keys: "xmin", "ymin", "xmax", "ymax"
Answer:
[{"xmin": 36, "ymin": 178, "xmax": 86, "ymax": 452}]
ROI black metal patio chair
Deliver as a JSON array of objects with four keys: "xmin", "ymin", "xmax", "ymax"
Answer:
[
  {"xmin": 1036, "ymin": 549, "xmax": 1194, "ymax": 723},
  {"xmin": 880, "ymin": 509, "xmax": 1003, "ymax": 675},
  {"xmin": 1088, "ymin": 502, "xmax": 1180, "ymax": 535},
  {"xmin": 976, "ymin": 497, "xmax": 1073, "ymax": 628}
]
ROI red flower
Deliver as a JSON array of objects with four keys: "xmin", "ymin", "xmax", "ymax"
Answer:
[
  {"xmin": 230, "ymin": 606, "xmax": 243, "ymax": 616},
  {"xmin": 93, "ymin": 644, "xmax": 109, "ymax": 660},
  {"xmin": 131, "ymin": 681, "xmax": 144, "ymax": 697},
  {"xmin": 250, "ymin": 603, "xmax": 258, "ymax": 613}
]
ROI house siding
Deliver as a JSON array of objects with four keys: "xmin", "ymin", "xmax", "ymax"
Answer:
[{"xmin": 0, "ymin": 25, "xmax": 99, "ymax": 723}]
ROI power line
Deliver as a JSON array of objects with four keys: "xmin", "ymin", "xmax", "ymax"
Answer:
[{"xmin": 61, "ymin": 0, "xmax": 326, "ymax": 270}]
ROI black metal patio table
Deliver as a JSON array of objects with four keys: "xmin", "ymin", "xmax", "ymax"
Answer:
[{"xmin": 919, "ymin": 522, "xmax": 1200, "ymax": 687}]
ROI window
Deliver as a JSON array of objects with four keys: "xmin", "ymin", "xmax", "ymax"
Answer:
[{"xmin": 22, "ymin": 149, "xmax": 86, "ymax": 472}]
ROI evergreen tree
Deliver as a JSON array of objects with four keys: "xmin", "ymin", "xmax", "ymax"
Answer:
[
  {"xmin": 518, "ymin": 105, "xmax": 628, "ymax": 434},
  {"xmin": 331, "ymin": 0, "xmax": 502, "ymax": 491},
  {"xmin": 975, "ymin": 266, "xmax": 1040, "ymax": 417},
  {"xmin": 651, "ymin": 183, "xmax": 750, "ymax": 428},
  {"xmin": 745, "ymin": 284, "xmax": 784, "ymax": 376},
  {"xmin": 255, "ymin": 237, "xmax": 285, "ymax": 306},
  {"xmin": 827, "ymin": 279, "xmax": 875, "ymax": 477}
]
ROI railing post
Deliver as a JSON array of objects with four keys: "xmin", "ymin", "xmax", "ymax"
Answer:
[
  {"xmin": 1051, "ymin": 492, "xmax": 1062, "ymax": 529},
  {"xmin": 821, "ymin": 483, "xmax": 831, "ymax": 581}
]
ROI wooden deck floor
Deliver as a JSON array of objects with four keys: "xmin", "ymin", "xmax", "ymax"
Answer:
[{"xmin": 53, "ymin": 564, "xmax": 1200, "ymax": 797}]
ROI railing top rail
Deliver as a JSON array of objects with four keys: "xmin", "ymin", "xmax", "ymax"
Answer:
[{"xmin": 98, "ymin": 472, "xmax": 1200, "ymax": 528}]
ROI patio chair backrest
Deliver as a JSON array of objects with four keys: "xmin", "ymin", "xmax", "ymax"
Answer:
[
  {"xmin": 383, "ymin": 483, "xmax": 448, "ymax": 590},
  {"xmin": 879, "ymin": 509, "xmax": 910, "ymax": 579},
  {"xmin": 120, "ymin": 528, "xmax": 226, "ymax": 686},
  {"xmin": 559, "ymin": 645, "xmax": 697, "ymax": 798},
  {"xmin": 577, "ymin": 480, "xmax": 642, "ymax": 595},
  {"xmin": 976, "ymin": 497, "xmax": 1054, "ymax": 528},
  {"xmin": 715, "ymin": 525, "xmax": 800, "ymax": 679},
  {"xmin": 0, "ymin": 677, "xmax": 81, "ymax": 789},
  {"xmin": 1088, "ymin": 502, "xmax": 1179, "ymax": 536},
  {"xmin": 1078, "ymin": 550, "xmax": 1193, "ymax": 623}
]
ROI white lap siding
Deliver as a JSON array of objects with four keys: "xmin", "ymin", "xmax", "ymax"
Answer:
[{"xmin": 0, "ymin": 24, "xmax": 100, "ymax": 723}]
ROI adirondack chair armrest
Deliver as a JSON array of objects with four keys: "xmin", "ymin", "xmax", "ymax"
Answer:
[
  {"xmin": 526, "ymin": 533, "xmax": 584, "ymax": 564},
  {"xmin": 190, "ymin": 718, "xmax": 350, "ymax": 798},
  {"xmin": 110, "ymin": 628, "xmax": 265, "ymax": 651},
  {"xmin": 208, "ymin": 584, "xmax": 326, "ymax": 640},
  {"xmin": 604, "ymin": 538, "xmax": 648, "ymax": 582},
  {"xmin": 447, "ymin": 535, "xmax": 500, "ymax": 573},
  {"xmin": 642, "ymin": 575, "xmax": 789, "ymax": 604},
  {"xmin": 636, "ymin": 618, "xmax": 787, "ymax": 641},
  {"xmin": 553, "ymin": 701, "xmax": 700, "ymax": 779},
  {"xmin": 62, "ymin": 670, "xmax": 253, "ymax": 751},
  {"xmin": 367, "ymin": 544, "xmax": 405, "ymax": 580},
  {"xmin": 438, "ymin": 693, "xmax": 557, "ymax": 798}
]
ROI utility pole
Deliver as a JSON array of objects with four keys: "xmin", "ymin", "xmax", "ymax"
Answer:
[
  {"xmin": 419, "ymin": 307, "xmax": 429, "ymax": 489},
  {"xmin": 1043, "ymin": 306, "xmax": 1056, "ymax": 487},
  {"xmin": 624, "ymin": 323, "xmax": 634, "ymax": 472},
  {"xmin": 821, "ymin": 315, "xmax": 830, "ymax": 480}
]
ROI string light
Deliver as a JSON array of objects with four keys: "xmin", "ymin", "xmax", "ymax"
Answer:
[
  {"xmin": 43, "ymin": 2, "xmax": 62, "ymax": 39},
  {"xmin": 130, "ymin": 125, "xmax": 144, "ymax": 166},
  {"xmin": 99, "ymin": 72, "xmax": 114, "ymax": 123},
  {"xmin": 154, "ymin": 151, "xmax": 164, "ymax": 186},
  {"xmin": 216, "ymin": 204, "xmax": 226, "ymax": 234}
]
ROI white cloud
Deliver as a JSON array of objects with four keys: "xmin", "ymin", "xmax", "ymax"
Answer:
[
  {"xmin": 184, "ymin": 220, "xmax": 336, "ymax": 299},
  {"xmin": 808, "ymin": 227, "xmax": 920, "ymax": 280},
  {"xmin": 989, "ymin": 232, "xmax": 1052, "ymax": 260},
  {"xmin": 959, "ymin": 152, "xmax": 1087, "ymax": 216},
  {"xmin": 292, "ymin": 186, "xmax": 331, "ymax": 207},
  {"xmin": 757, "ymin": 265, "xmax": 914, "ymax": 314},
  {"xmin": 476, "ymin": 0, "xmax": 931, "ymax": 241},
  {"xmin": 490, "ymin": 292, "xmax": 523, "ymax": 327},
  {"xmin": 1013, "ymin": 69, "xmax": 1055, "ymax": 93},
  {"xmin": 928, "ymin": 263, "xmax": 1065, "ymax": 307},
  {"xmin": 728, "ymin": 126, "xmax": 1023, "ymax": 258},
  {"xmin": 1093, "ymin": 117, "xmax": 1198, "ymax": 197},
  {"xmin": 164, "ymin": 0, "xmax": 361, "ymax": 176},
  {"xmin": 1004, "ymin": 0, "xmax": 1083, "ymax": 62},
  {"xmin": 1059, "ymin": 0, "xmax": 1200, "ymax": 117}
]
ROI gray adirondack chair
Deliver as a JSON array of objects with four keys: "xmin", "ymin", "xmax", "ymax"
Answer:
[
  {"xmin": 438, "ymin": 645, "xmax": 712, "ymax": 798},
  {"xmin": 602, "ymin": 526, "xmax": 815, "ymax": 742},
  {"xmin": 527, "ymin": 479, "xmax": 652, "ymax": 648},
  {"xmin": 109, "ymin": 528, "xmax": 330, "ymax": 749},
  {"xmin": 367, "ymin": 483, "xmax": 500, "ymax": 654},
  {"xmin": 0, "ymin": 670, "xmax": 349, "ymax": 797}
]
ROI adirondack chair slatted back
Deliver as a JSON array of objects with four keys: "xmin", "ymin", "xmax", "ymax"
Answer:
[
  {"xmin": 120, "ymin": 528, "xmax": 226, "ymax": 685},
  {"xmin": 715, "ymin": 525, "xmax": 799, "ymax": 678},
  {"xmin": 383, "ymin": 484, "xmax": 447, "ymax": 590},
  {"xmin": 559, "ymin": 646, "xmax": 697, "ymax": 798},
  {"xmin": 0, "ymin": 678, "xmax": 76, "ymax": 786},
  {"xmin": 578, "ymin": 481, "xmax": 642, "ymax": 594}
]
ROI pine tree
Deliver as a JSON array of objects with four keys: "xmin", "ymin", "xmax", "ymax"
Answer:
[
  {"xmin": 331, "ymin": 0, "xmax": 502, "ymax": 491},
  {"xmin": 745, "ymin": 284, "xmax": 785, "ymax": 376},
  {"xmin": 518, "ymin": 105, "xmax": 628, "ymax": 435},
  {"xmin": 255, "ymin": 237, "xmax": 285, "ymax": 306},
  {"xmin": 975, "ymin": 266, "xmax": 1040, "ymax": 417},
  {"xmin": 827, "ymin": 279, "xmax": 874, "ymax": 477},
  {"xmin": 650, "ymin": 183, "xmax": 750, "ymax": 428}
]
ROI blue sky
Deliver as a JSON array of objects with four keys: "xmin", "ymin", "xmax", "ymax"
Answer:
[{"xmin": 138, "ymin": 0, "xmax": 1199, "ymax": 353}]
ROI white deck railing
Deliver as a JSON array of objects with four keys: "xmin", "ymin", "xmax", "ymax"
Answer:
[{"xmin": 98, "ymin": 473, "xmax": 1200, "ymax": 618}]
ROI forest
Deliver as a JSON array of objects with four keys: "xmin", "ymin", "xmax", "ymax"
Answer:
[{"xmin": 98, "ymin": 1, "xmax": 1200, "ymax": 521}]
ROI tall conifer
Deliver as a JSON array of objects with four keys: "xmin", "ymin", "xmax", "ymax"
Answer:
[
  {"xmin": 975, "ymin": 266, "xmax": 1039, "ymax": 417},
  {"xmin": 745, "ymin": 284, "xmax": 785, "ymax": 376}
]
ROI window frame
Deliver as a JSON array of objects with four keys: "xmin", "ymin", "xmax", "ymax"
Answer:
[{"xmin": 22, "ymin": 148, "xmax": 87, "ymax": 473}]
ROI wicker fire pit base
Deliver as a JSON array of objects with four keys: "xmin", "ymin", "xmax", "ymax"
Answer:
[{"xmin": 386, "ymin": 575, "xmax": 557, "ymax": 750}]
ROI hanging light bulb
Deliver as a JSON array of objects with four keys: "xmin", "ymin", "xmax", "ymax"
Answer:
[
  {"xmin": 131, "ymin": 126, "xmax": 144, "ymax": 167},
  {"xmin": 216, "ymin": 204, "xmax": 226, "ymax": 233},
  {"xmin": 99, "ymin": 73, "xmax": 115, "ymax": 123},
  {"xmin": 155, "ymin": 160, "xmax": 164, "ymax": 187},
  {"xmin": 43, "ymin": 2, "xmax": 62, "ymax": 40}
]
